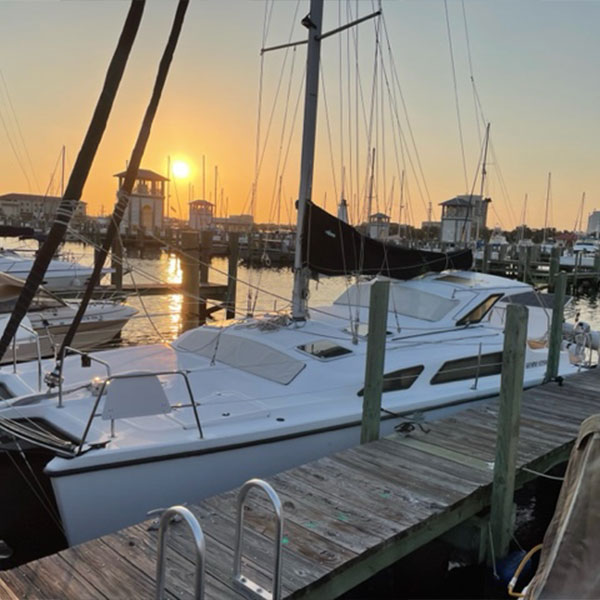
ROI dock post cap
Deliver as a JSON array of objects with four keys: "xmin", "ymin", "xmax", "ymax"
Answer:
[
  {"xmin": 155, "ymin": 505, "xmax": 205, "ymax": 600},
  {"xmin": 233, "ymin": 479, "xmax": 284, "ymax": 600}
]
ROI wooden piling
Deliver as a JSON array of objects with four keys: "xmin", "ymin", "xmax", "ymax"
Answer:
[
  {"xmin": 548, "ymin": 246, "xmax": 560, "ymax": 293},
  {"xmin": 226, "ymin": 232, "xmax": 239, "ymax": 320},
  {"xmin": 482, "ymin": 244, "xmax": 490, "ymax": 274},
  {"xmin": 360, "ymin": 280, "xmax": 390, "ymax": 445},
  {"xmin": 198, "ymin": 230, "xmax": 212, "ymax": 325},
  {"xmin": 180, "ymin": 230, "xmax": 200, "ymax": 332},
  {"xmin": 489, "ymin": 303, "xmax": 528, "ymax": 563},
  {"xmin": 545, "ymin": 271, "xmax": 567, "ymax": 383},
  {"xmin": 594, "ymin": 251, "xmax": 600, "ymax": 288}
]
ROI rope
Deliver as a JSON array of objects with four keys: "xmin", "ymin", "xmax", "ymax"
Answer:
[{"xmin": 444, "ymin": 0, "xmax": 469, "ymax": 193}]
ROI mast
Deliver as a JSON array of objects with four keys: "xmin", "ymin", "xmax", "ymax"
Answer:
[
  {"xmin": 520, "ymin": 193, "xmax": 527, "ymax": 242},
  {"xmin": 475, "ymin": 123, "xmax": 490, "ymax": 243},
  {"xmin": 166, "ymin": 155, "xmax": 171, "ymax": 217},
  {"xmin": 398, "ymin": 169, "xmax": 404, "ymax": 237},
  {"xmin": 60, "ymin": 145, "xmax": 65, "ymax": 196},
  {"xmin": 366, "ymin": 147, "xmax": 376, "ymax": 237},
  {"xmin": 292, "ymin": 0, "xmax": 324, "ymax": 321},
  {"xmin": 543, "ymin": 171, "xmax": 551, "ymax": 244},
  {"xmin": 0, "ymin": 0, "xmax": 145, "ymax": 363}
]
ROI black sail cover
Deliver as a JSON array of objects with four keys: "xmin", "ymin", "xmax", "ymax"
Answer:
[{"xmin": 302, "ymin": 201, "xmax": 472, "ymax": 279}]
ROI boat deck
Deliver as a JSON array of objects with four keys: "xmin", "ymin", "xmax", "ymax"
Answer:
[{"xmin": 1, "ymin": 367, "xmax": 599, "ymax": 599}]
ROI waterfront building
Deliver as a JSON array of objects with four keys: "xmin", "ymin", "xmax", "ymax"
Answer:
[
  {"xmin": 0, "ymin": 193, "xmax": 87, "ymax": 225},
  {"xmin": 188, "ymin": 199, "xmax": 214, "ymax": 230},
  {"xmin": 114, "ymin": 169, "xmax": 167, "ymax": 234},
  {"xmin": 440, "ymin": 195, "xmax": 490, "ymax": 244}
]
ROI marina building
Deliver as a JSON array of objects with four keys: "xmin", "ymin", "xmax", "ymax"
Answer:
[
  {"xmin": 188, "ymin": 199, "xmax": 214, "ymax": 230},
  {"xmin": 114, "ymin": 168, "xmax": 168, "ymax": 234},
  {"xmin": 0, "ymin": 193, "xmax": 87, "ymax": 225},
  {"xmin": 586, "ymin": 210, "xmax": 600, "ymax": 237},
  {"xmin": 439, "ymin": 195, "xmax": 490, "ymax": 244}
]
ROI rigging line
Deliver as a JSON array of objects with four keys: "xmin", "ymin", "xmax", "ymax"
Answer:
[
  {"xmin": 380, "ymin": 13, "xmax": 433, "ymax": 215},
  {"xmin": 55, "ymin": 0, "xmax": 189, "ymax": 367},
  {"xmin": 2, "ymin": 447, "xmax": 66, "ymax": 536},
  {"xmin": 444, "ymin": 0, "xmax": 469, "ymax": 193},
  {"xmin": 0, "ymin": 0, "xmax": 146, "ymax": 364},
  {"xmin": 0, "ymin": 71, "xmax": 40, "ymax": 192},
  {"xmin": 469, "ymin": 80, "xmax": 518, "ymax": 229},
  {"xmin": 252, "ymin": 0, "xmax": 302, "ymax": 218},
  {"xmin": 381, "ymin": 62, "xmax": 428, "ymax": 219},
  {"xmin": 0, "ymin": 97, "xmax": 32, "ymax": 192},
  {"xmin": 266, "ymin": 45, "xmax": 298, "ymax": 225},
  {"xmin": 0, "ymin": 70, "xmax": 41, "ymax": 192},
  {"xmin": 460, "ymin": 0, "xmax": 482, "ymax": 144},
  {"xmin": 319, "ymin": 63, "xmax": 339, "ymax": 204}
]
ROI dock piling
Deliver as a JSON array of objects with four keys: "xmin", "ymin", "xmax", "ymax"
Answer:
[
  {"xmin": 181, "ymin": 230, "xmax": 200, "ymax": 332},
  {"xmin": 545, "ymin": 271, "xmax": 567, "ymax": 383},
  {"xmin": 360, "ymin": 280, "xmax": 390, "ymax": 444},
  {"xmin": 489, "ymin": 303, "xmax": 528, "ymax": 563},
  {"xmin": 226, "ymin": 233, "xmax": 239, "ymax": 320}
]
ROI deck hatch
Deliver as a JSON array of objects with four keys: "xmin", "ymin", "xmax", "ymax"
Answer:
[{"xmin": 297, "ymin": 340, "xmax": 352, "ymax": 360}]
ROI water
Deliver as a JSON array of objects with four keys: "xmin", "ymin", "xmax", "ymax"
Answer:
[{"xmin": 3, "ymin": 239, "xmax": 600, "ymax": 349}]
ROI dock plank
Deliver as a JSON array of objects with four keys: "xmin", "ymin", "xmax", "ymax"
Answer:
[{"xmin": 2, "ymin": 367, "xmax": 600, "ymax": 599}]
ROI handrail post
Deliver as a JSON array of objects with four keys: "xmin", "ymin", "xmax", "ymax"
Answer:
[
  {"xmin": 360, "ymin": 279, "xmax": 390, "ymax": 444},
  {"xmin": 233, "ymin": 479, "xmax": 283, "ymax": 600},
  {"xmin": 545, "ymin": 271, "xmax": 567, "ymax": 383},
  {"xmin": 489, "ymin": 303, "xmax": 528, "ymax": 564},
  {"xmin": 155, "ymin": 505, "xmax": 205, "ymax": 600}
]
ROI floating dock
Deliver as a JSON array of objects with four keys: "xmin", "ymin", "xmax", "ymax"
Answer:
[{"xmin": 1, "ymin": 366, "xmax": 598, "ymax": 599}]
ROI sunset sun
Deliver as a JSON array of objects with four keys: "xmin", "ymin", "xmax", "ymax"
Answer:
[{"xmin": 171, "ymin": 160, "xmax": 190, "ymax": 178}]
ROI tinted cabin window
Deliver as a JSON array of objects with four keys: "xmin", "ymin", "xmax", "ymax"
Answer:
[
  {"xmin": 431, "ymin": 352, "xmax": 502, "ymax": 385},
  {"xmin": 456, "ymin": 294, "xmax": 503, "ymax": 326},
  {"xmin": 358, "ymin": 365, "xmax": 423, "ymax": 396},
  {"xmin": 298, "ymin": 340, "xmax": 352, "ymax": 360}
]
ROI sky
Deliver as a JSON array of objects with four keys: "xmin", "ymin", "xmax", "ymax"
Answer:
[{"xmin": 0, "ymin": 0, "xmax": 599, "ymax": 231}]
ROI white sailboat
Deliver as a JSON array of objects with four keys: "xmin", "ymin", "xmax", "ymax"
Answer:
[{"xmin": 0, "ymin": 0, "xmax": 578, "ymax": 547}]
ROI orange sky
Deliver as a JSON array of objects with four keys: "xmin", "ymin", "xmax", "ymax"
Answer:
[{"xmin": 1, "ymin": 1, "xmax": 599, "ymax": 231}]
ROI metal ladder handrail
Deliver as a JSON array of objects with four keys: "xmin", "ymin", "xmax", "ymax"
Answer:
[
  {"xmin": 77, "ymin": 369, "xmax": 202, "ymax": 455},
  {"xmin": 233, "ymin": 479, "xmax": 284, "ymax": 600},
  {"xmin": 57, "ymin": 346, "xmax": 111, "ymax": 408},
  {"xmin": 155, "ymin": 505, "xmax": 205, "ymax": 600},
  {"xmin": 11, "ymin": 322, "xmax": 43, "ymax": 391}
]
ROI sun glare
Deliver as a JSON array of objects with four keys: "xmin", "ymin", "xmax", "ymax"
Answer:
[{"xmin": 172, "ymin": 160, "xmax": 190, "ymax": 178}]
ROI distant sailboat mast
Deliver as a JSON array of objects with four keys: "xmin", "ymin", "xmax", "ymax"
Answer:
[{"xmin": 543, "ymin": 171, "xmax": 551, "ymax": 244}]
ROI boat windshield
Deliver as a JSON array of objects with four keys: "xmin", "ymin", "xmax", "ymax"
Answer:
[{"xmin": 334, "ymin": 285, "xmax": 460, "ymax": 322}]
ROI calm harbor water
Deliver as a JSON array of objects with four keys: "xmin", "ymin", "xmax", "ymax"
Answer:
[{"xmin": 3, "ymin": 239, "xmax": 599, "ymax": 347}]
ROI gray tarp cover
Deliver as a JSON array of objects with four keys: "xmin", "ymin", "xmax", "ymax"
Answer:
[{"xmin": 526, "ymin": 414, "xmax": 600, "ymax": 599}]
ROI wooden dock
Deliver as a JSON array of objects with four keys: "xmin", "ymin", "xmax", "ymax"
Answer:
[{"xmin": 1, "ymin": 365, "xmax": 598, "ymax": 599}]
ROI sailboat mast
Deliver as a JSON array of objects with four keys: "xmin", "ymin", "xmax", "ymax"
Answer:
[
  {"xmin": 292, "ymin": 0, "xmax": 324, "ymax": 321},
  {"xmin": 475, "ymin": 123, "xmax": 490, "ymax": 242},
  {"xmin": 543, "ymin": 171, "xmax": 551, "ymax": 244},
  {"xmin": 60, "ymin": 145, "xmax": 65, "ymax": 197}
]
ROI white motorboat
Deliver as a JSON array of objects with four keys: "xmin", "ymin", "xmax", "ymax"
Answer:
[
  {"xmin": 0, "ymin": 248, "xmax": 111, "ymax": 292},
  {"xmin": 0, "ymin": 273, "xmax": 137, "ymax": 363},
  {"xmin": 0, "ymin": 0, "xmax": 581, "ymax": 550}
]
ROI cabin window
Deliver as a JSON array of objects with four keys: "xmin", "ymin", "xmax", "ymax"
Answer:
[
  {"xmin": 456, "ymin": 294, "xmax": 503, "ymax": 326},
  {"xmin": 357, "ymin": 365, "xmax": 424, "ymax": 396},
  {"xmin": 431, "ymin": 352, "xmax": 503, "ymax": 384},
  {"xmin": 297, "ymin": 340, "xmax": 352, "ymax": 360}
]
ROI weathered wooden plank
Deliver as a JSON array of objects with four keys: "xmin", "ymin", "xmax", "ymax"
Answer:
[
  {"xmin": 184, "ymin": 501, "xmax": 328, "ymax": 596},
  {"xmin": 59, "ymin": 533, "xmax": 159, "ymax": 599},
  {"xmin": 201, "ymin": 489, "xmax": 358, "ymax": 578},
  {"xmin": 19, "ymin": 553, "xmax": 108, "ymax": 600},
  {"xmin": 0, "ymin": 575, "xmax": 20, "ymax": 600}
]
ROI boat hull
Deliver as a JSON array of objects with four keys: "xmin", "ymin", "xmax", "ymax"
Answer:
[{"xmin": 50, "ymin": 414, "xmax": 409, "ymax": 545}]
